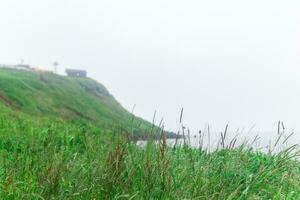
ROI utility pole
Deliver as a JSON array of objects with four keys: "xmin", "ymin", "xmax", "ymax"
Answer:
[{"xmin": 53, "ymin": 61, "xmax": 59, "ymax": 74}]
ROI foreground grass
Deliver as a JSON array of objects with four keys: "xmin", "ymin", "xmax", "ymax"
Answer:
[{"xmin": 1, "ymin": 111, "xmax": 300, "ymax": 199}]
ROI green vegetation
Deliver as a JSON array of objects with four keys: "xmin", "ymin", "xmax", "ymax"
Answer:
[
  {"xmin": 0, "ymin": 68, "xmax": 152, "ymax": 135},
  {"xmin": 1, "ymin": 69, "xmax": 300, "ymax": 199}
]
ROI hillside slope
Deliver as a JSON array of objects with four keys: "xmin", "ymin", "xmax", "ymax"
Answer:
[{"xmin": 0, "ymin": 68, "xmax": 152, "ymax": 134}]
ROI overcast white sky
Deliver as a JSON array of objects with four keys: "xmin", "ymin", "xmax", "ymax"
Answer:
[{"xmin": 1, "ymin": 0, "xmax": 300, "ymax": 134}]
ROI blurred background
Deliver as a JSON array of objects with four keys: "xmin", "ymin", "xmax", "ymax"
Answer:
[{"xmin": 0, "ymin": 0, "xmax": 300, "ymax": 136}]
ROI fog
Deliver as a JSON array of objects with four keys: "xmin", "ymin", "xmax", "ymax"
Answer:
[{"xmin": 1, "ymin": 0, "xmax": 300, "ymax": 134}]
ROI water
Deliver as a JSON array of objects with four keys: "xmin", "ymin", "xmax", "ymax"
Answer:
[{"xmin": 137, "ymin": 129, "xmax": 298, "ymax": 152}]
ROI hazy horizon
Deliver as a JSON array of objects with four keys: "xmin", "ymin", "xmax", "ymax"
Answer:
[{"xmin": 1, "ymin": 0, "xmax": 300, "ymax": 133}]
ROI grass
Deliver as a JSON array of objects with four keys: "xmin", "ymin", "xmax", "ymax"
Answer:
[
  {"xmin": 1, "ymin": 111, "xmax": 300, "ymax": 199},
  {"xmin": 0, "ymin": 68, "xmax": 152, "ymax": 135},
  {"xmin": 1, "ymin": 69, "xmax": 300, "ymax": 199}
]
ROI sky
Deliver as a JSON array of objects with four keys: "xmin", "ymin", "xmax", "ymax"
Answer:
[{"xmin": 1, "ymin": 0, "xmax": 300, "ymax": 134}]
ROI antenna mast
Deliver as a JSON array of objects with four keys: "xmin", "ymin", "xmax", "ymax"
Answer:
[{"xmin": 53, "ymin": 61, "xmax": 59, "ymax": 74}]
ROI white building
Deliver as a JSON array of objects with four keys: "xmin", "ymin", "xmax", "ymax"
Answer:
[{"xmin": 0, "ymin": 64, "xmax": 31, "ymax": 71}]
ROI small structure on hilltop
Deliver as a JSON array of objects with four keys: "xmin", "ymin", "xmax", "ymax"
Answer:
[
  {"xmin": 31, "ymin": 67, "xmax": 53, "ymax": 73},
  {"xmin": 0, "ymin": 64, "xmax": 31, "ymax": 71},
  {"xmin": 15, "ymin": 64, "xmax": 31, "ymax": 70},
  {"xmin": 65, "ymin": 69, "xmax": 87, "ymax": 78}
]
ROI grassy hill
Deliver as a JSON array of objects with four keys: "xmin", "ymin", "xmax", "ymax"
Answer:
[
  {"xmin": 0, "ymin": 68, "xmax": 152, "ymax": 135},
  {"xmin": 1, "ymin": 68, "xmax": 300, "ymax": 199}
]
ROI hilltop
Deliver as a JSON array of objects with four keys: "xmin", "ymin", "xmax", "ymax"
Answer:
[{"xmin": 0, "ymin": 68, "xmax": 153, "ymax": 136}]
